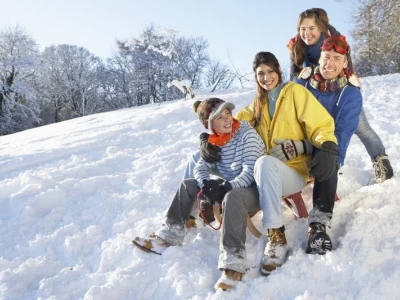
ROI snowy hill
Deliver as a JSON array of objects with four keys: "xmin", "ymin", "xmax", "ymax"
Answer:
[{"xmin": 0, "ymin": 74, "xmax": 399, "ymax": 299}]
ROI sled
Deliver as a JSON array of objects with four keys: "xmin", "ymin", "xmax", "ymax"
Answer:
[{"xmin": 205, "ymin": 179, "xmax": 340, "ymax": 239}]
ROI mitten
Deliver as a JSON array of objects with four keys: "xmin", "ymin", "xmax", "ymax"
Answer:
[
  {"xmin": 199, "ymin": 133, "xmax": 221, "ymax": 163},
  {"xmin": 269, "ymin": 139, "xmax": 313, "ymax": 162},
  {"xmin": 307, "ymin": 141, "xmax": 339, "ymax": 182}
]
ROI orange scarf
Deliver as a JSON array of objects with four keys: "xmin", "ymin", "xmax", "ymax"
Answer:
[{"xmin": 208, "ymin": 118, "xmax": 240, "ymax": 147}]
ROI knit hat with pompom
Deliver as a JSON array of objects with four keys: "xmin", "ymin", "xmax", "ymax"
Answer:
[{"xmin": 193, "ymin": 98, "xmax": 235, "ymax": 132}]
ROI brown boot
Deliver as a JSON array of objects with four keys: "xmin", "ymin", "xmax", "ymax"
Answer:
[
  {"xmin": 185, "ymin": 216, "xmax": 197, "ymax": 229},
  {"xmin": 261, "ymin": 226, "xmax": 288, "ymax": 276},
  {"xmin": 132, "ymin": 233, "xmax": 170, "ymax": 255},
  {"xmin": 214, "ymin": 269, "xmax": 243, "ymax": 291}
]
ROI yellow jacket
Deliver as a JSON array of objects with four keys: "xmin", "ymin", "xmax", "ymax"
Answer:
[{"xmin": 236, "ymin": 81, "xmax": 337, "ymax": 181}]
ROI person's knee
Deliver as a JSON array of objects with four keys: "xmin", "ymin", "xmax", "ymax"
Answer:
[
  {"xmin": 254, "ymin": 156, "xmax": 276, "ymax": 180},
  {"xmin": 223, "ymin": 189, "xmax": 243, "ymax": 210},
  {"xmin": 255, "ymin": 155, "xmax": 274, "ymax": 172},
  {"xmin": 182, "ymin": 178, "xmax": 199, "ymax": 191}
]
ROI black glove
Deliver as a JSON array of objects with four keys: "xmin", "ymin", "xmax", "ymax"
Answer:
[
  {"xmin": 307, "ymin": 141, "xmax": 339, "ymax": 182},
  {"xmin": 202, "ymin": 179, "xmax": 221, "ymax": 204},
  {"xmin": 219, "ymin": 180, "xmax": 232, "ymax": 199},
  {"xmin": 202, "ymin": 179, "xmax": 233, "ymax": 205},
  {"xmin": 199, "ymin": 133, "xmax": 221, "ymax": 163}
]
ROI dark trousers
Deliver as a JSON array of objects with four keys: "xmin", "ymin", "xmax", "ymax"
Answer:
[{"xmin": 309, "ymin": 165, "xmax": 339, "ymax": 225}]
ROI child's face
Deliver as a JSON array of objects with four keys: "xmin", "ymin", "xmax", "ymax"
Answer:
[
  {"xmin": 211, "ymin": 108, "xmax": 233, "ymax": 135},
  {"xmin": 299, "ymin": 17, "xmax": 322, "ymax": 46}
]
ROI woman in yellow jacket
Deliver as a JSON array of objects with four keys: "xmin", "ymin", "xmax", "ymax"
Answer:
[{"xmin": 236, "ymin": 52, "xmax": 339, "ymax": 277}]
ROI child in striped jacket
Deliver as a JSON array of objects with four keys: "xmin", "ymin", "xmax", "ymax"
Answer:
[{"xmin": 133, "ymin": 97, "xmax": 265, "ymax": 291}]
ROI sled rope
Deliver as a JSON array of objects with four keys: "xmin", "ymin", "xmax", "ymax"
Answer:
[{"xmin": 197, "ymin": 190, "xmax": 222, "ymax": 230}]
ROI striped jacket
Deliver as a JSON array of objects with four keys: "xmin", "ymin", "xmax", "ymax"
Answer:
[{"xmin": 194, "ymin": 121, "xmax": 265, "ymax": 188}]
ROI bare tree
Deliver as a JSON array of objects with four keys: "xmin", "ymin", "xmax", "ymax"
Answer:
[{"xmin": 204, "ymin": 60, "xmax": 234, "ymax": 91}]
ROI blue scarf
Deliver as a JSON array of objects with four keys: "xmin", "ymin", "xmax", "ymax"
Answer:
[{"xmin": 303, "ymin": 34, "xmax": 326, "ymax": 68}]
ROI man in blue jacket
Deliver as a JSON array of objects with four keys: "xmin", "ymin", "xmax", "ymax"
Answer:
[
  {"xmin": 296, "ymin": 35, "xmax": 362, "ymax": 167},
  {"xmin": 270, "ymin": 35, "xmax": 362, "ymax": 254}
]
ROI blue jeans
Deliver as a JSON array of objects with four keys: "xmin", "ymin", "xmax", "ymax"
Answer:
[
  {"xmin": 355, "ymin": 108, "xmax": 386, "ymax": 159},
  {"xmin": 183, "ymin": 151, "xmax": 200, "ymax": 180},
  {"xmin": 183, "ymin": 150, "xmax": 222, "ymax": 180}
]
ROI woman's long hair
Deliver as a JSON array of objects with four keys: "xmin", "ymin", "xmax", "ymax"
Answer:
[
  {"xmin": 292, "ymin": 8, "xmax": 329, "ymax": 66},
  {"xmin": 252, "ymin": 52, "xmax": 282, "ymax": 127}
]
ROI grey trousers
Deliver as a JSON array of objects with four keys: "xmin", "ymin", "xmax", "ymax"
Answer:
[
  {"xmin": 156, "ymin": 178, "xmax": 261, "ymax": 274},
  {"xmin": 218, "ymin": 185, "xmax": 260, "ymax": 273},
  {"xmin": 156, "ymin": 179, "xmax": 200, "ymax": 246}
]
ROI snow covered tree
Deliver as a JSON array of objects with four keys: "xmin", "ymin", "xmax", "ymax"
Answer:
[
  {"xmin": 36, "ymin": 44, "xmax": 104, "ymax": 124},
  {"xmin": 111, "ymin": 25, "xmax": 211, "ymax": 105},
  {"xmin": 351, "ymin": 0, "xmax": 400, "ymax": 76},
  {"xmin": 0, "ymin": 26, "xmax": 41, "ymax": 135},
  {"xmin": 108, "ymin": 26, "xmax": 183, "ymax": 106},
  {"xmin": 103, "ymin": 50, "xmax": 137, "ymax": 108},
  {"xmin": 132, "ymin": 25, "xmax": 192, "ymax": 103},
  {"xmin": 173, "ymin": 36, "xmax": 210, "ymax": 89}
]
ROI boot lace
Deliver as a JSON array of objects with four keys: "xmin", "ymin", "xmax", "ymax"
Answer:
[
  {"xmin": 372, "ymin": 156, "xmax": 389, "ymax": 184},
  {"xmin": 267, "ymin": 229, "xmax": 287, "ymax": 257},
  {"xmin": 309, "ymin": 223, "xmax": 326, "ymax": 235}
]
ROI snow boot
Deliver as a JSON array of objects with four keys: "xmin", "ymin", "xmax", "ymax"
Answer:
[
  {"xmin": 214, "ymin": 269, "xmax": 243, "ymax": 291},
  {"xmin": 186, "ymin": 216, "xmax": 197, "ymax": 229},
  {"xmin": 372, "ymin": 155, "xmax": 394, "ymax": 183},
  {"xmin": 306, "ymin": 223, "xmax": 332, "ymax": 255},
  {"xmin": 261, "ymin": 226, "xmax": 288, "ymax": 276},
  {"xmin": 132, "ymin": 233, "xmax": 170, "ymax": 255}
]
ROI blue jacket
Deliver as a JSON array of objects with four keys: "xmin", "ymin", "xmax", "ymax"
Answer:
[{"xmin": 296, "ymin": 77, "xmax": 362, "ymax": 165}]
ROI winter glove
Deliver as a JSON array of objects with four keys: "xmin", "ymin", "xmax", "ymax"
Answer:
[
  {"xmin": 269, "ymin": 139, "xmax": 313, "ymax": 162},
  {"xmin": 218, "ymin": 180, "xmax": 232, "ymax": 199},
  {"xmin": 202, "ymin": 179, "xmax": 222, "ymax": 205},
  {"xmin": 199, "ymin": 133, "xmax": 221, "ymax": 163},
  {"xmin": 307, "ymin": 141, "xmax": 339, "ymax": 182}
]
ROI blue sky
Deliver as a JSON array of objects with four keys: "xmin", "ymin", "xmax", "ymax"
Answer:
[{"xmin": 1, "ymin": 0, "xmax": 353, "ymax": 74}]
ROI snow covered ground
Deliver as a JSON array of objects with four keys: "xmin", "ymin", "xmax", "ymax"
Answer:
[{"xmin": 1, "ymin": 74, "xmax": 400, "ymax": 299}]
